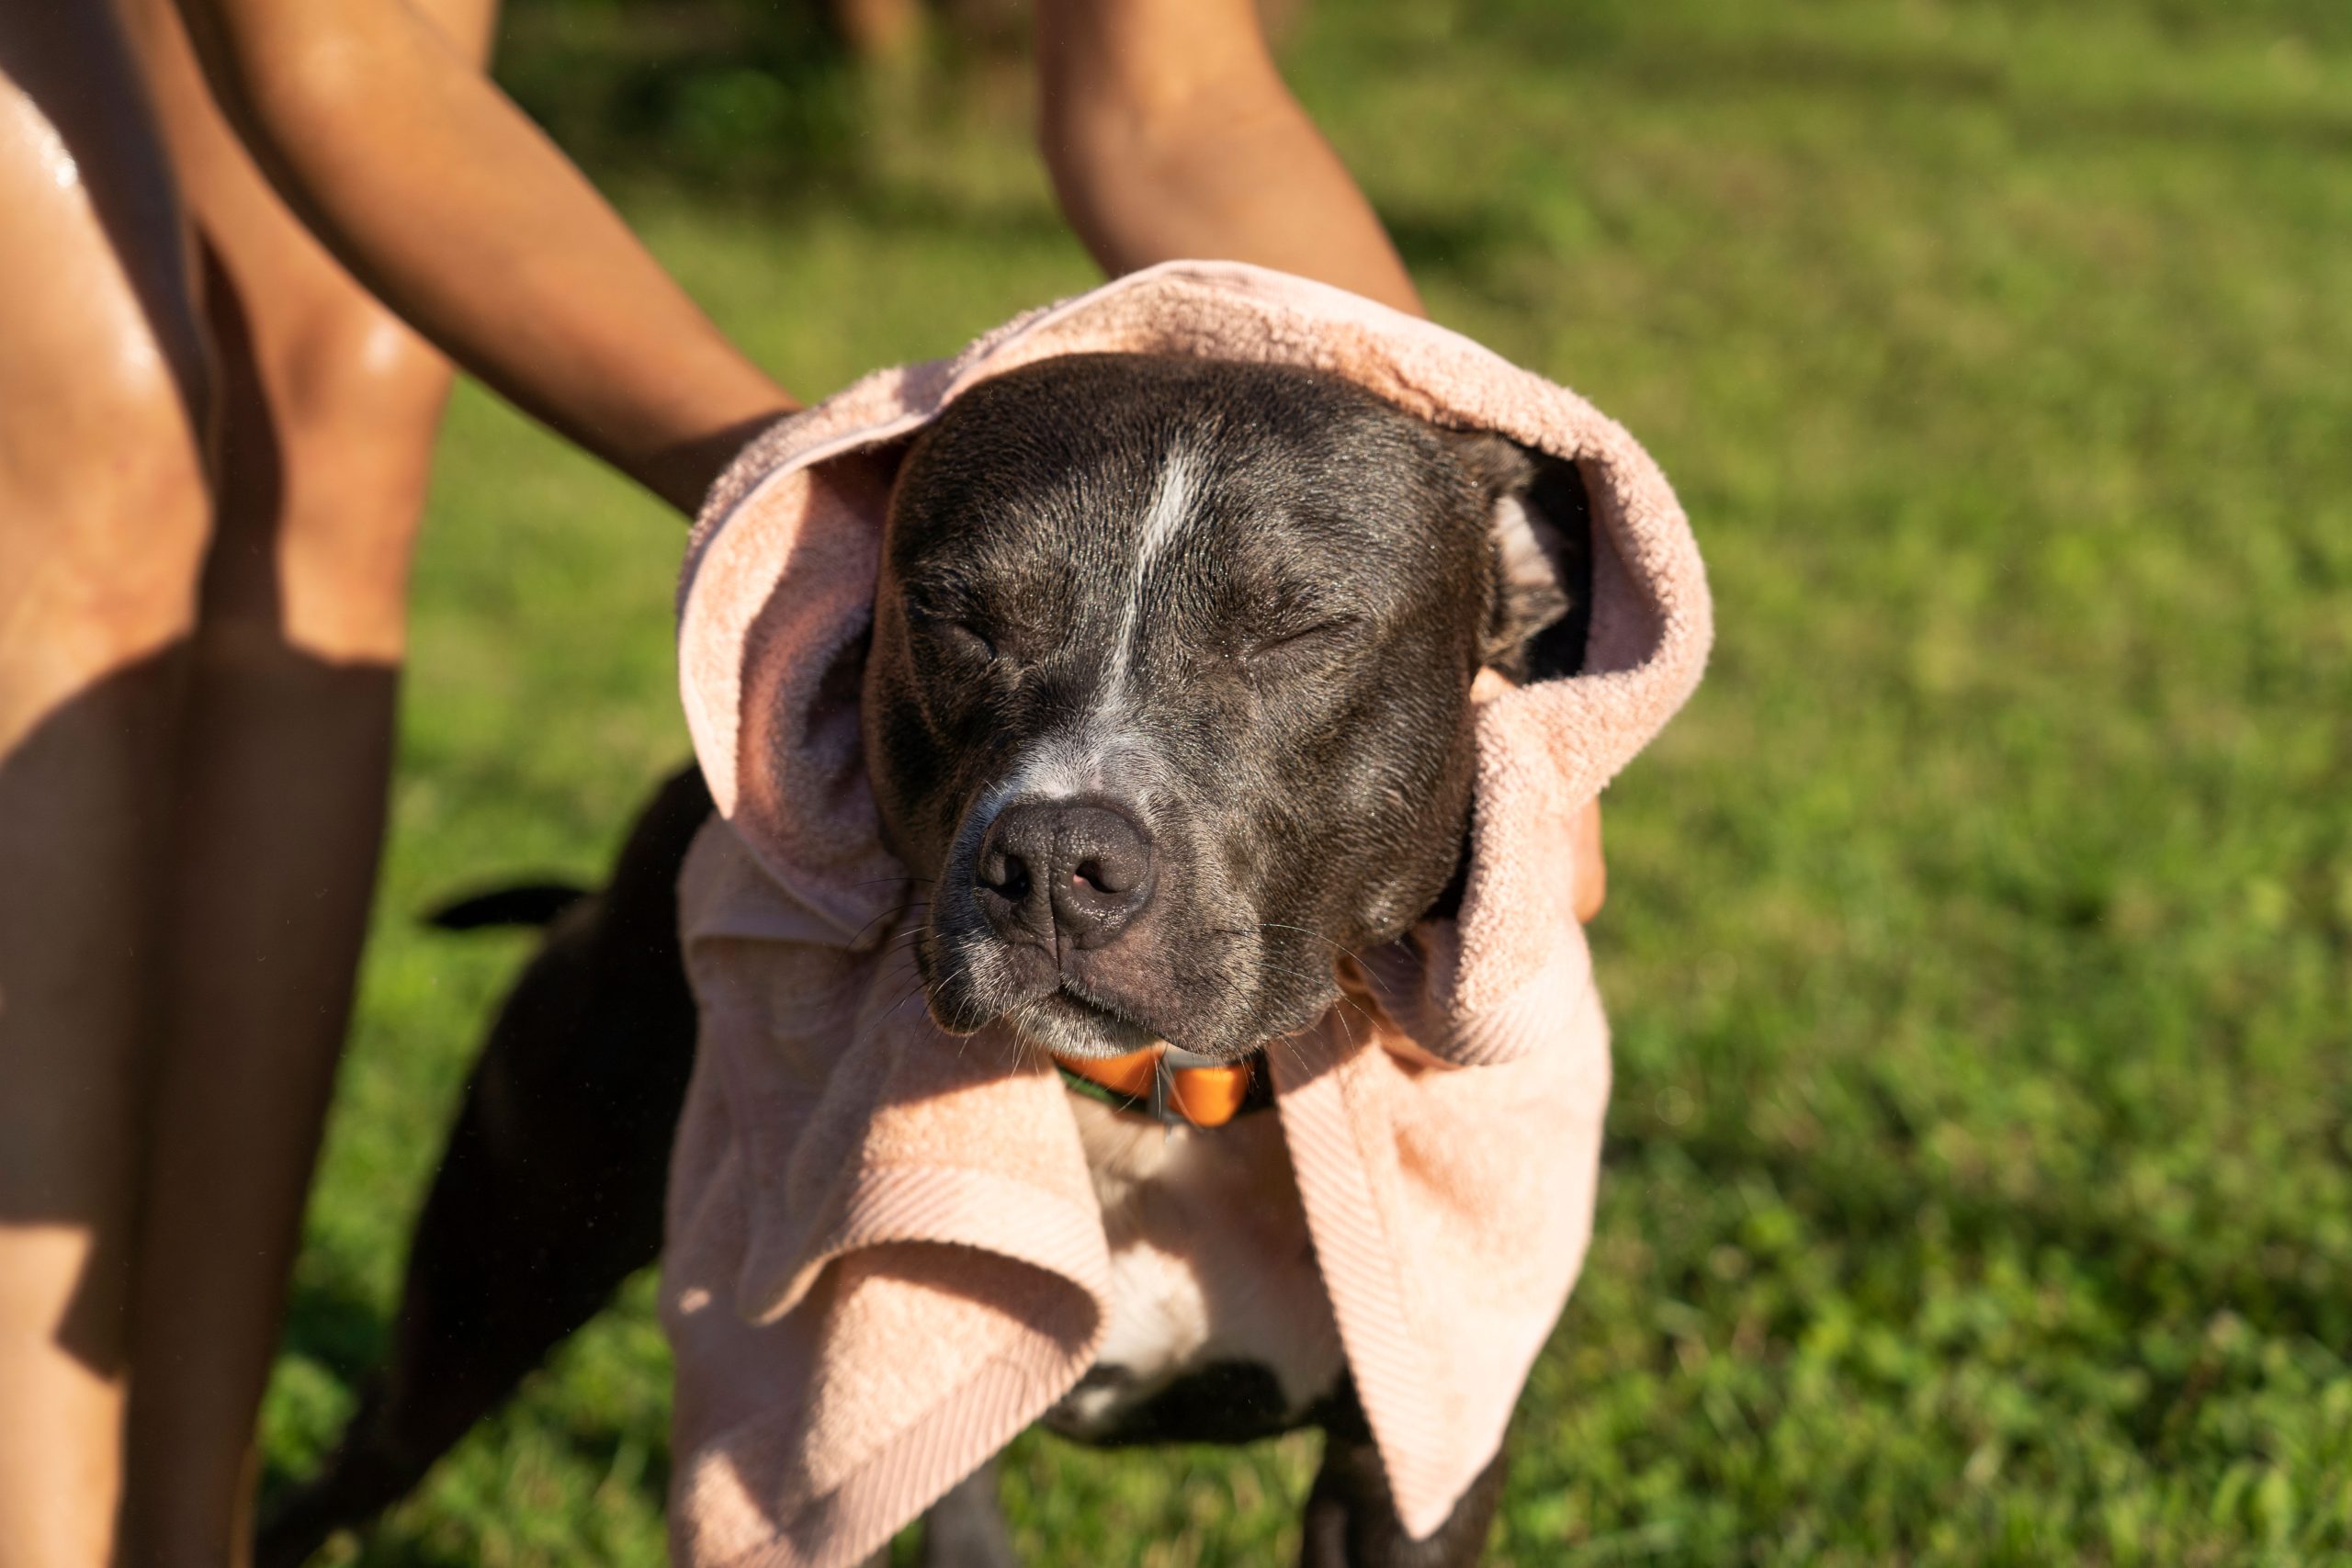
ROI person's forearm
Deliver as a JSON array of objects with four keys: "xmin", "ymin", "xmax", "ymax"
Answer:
[
  {"xmin": 173, "ymin": 0, "xmax": 791, "ymax": 513},
  {"xmin": 1036, "ymin": 0, "xmax": 1421, "ymax": 318}
]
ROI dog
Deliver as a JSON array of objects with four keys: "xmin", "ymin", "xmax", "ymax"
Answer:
[{"xmin": 263, "ymin": 351, "xmax": 1590, "ymax": 1567}]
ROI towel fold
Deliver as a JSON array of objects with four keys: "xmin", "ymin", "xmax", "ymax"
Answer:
[{"xmin": 665, "ymin": 260, "xmax": 1712, "ymax": 1568}]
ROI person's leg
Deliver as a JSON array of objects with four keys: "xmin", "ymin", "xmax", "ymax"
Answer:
[
  {"xmin": 108, "ymin": 0, "xmax": 495, "ymax": 1559},
  {"xmin": 0, "ymin": 10, "xmax": 213, "ymax": 1567}
]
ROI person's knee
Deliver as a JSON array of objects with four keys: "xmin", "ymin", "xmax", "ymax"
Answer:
[
  {"xmin": 274, "ymin": 295, "xmax": 451, "ymax": 446},
  {"xmin": 0, "ymin": 315, "xmax": 215, "ymax": 668},
  {"xmin": 0, "ymin": 344, "xmax": 210, "ymax": 754},
  {"xmin": 231, "ymin": 300, "xmax": 452, "ymax": 665}
]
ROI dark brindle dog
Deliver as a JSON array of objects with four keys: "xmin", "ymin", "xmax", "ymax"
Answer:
[{"xmin": 263, "ymin": 354, "xmax": 1590, "ymax": 1568}]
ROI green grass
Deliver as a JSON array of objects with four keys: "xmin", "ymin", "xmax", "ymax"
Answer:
[{"xmin": 262, "ymin": 0, "xmax": 2352, "ymax": 1561}]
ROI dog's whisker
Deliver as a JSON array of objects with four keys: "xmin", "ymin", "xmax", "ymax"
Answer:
[
  {"xmin": 1273, "ymin": 1033, "xmax": 1311, "ymax": 1080},
  {"xmin": 1256, "ymin": 921, "xmax": 1374, "ymax": 975},
  {"xmin": 1244, "ymin": 959, "xmax": 1378, "ymax": 1031},
  {"xmin": 849, "ymin": 893, "xmax": 933, "ymax": 947},
  {"xmin": 848, "ymin": 913, "xmax": 899, "ymax": 946},
  {"xmin": 1006, "ymin": 1006, "xmax": 1049, "ymax": 1073},
  {"xmin": 1329, "ymin": 997, "xmax": 1363, "ymax": 1061},
  {"xmin": 879, "ymin": 968, "xmax": 934, "ymax": 1026}
]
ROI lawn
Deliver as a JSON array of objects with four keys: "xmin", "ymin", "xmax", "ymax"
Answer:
[{"xmin": 260, "ymin": 0, "xmax": 2352, "ymax": 1562}]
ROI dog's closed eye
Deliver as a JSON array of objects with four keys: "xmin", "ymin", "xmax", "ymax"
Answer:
[
  {"xmin": 1242, "ymin": 616, "xmax": 1358, "ymax": 667},
  {"xmin": 908, "ymin": 604, "xmax": 1008, "ymax": 665},
  {"xmin": 940, "ymin": 620, "xmax": 997, "ymax": 662}
]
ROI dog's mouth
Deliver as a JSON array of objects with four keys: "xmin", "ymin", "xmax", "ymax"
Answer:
[
  {"xmin": 914, "ymin": 918, "xmax": 1256, "ymax": 1062},
  {"xmin": 910, "ymin": 870, "xmax": 1346, "ymax": 1065}
]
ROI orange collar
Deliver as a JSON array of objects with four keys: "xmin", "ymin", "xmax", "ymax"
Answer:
[{"xmin": 1052, "ymin": 1043, "xmax": 1265, "ymax": 1129}]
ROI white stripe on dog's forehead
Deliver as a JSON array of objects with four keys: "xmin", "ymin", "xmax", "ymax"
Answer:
[
  {"xmin": 1135, "ymin": 447, "xmax": 1201, "ymax": 570},
  {"xmin": 1103, "ymin": 446, "xmax": 1201, "ymax": 705},
  {"xmin": 961, "ymin": 446, "xmax": 1201, "ymax": 843}
]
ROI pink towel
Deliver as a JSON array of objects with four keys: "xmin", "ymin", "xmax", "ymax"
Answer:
[{"xmin": 665, "ymin": 261, "xmax": 1711, "ymax": 1567}]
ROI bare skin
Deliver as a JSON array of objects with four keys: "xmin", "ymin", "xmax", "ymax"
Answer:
[
  {"xmin": 169, "ymin": 0, "xmax": 796, "ymax": 513},
  {"xmin": 1036, "ymin": 0, "xmax": 1424, "ymax": 314},
  {"xmin": 0, "ymin": 0, "xmax": 1598, "ymax": 1562},
  {"xmin": 0, "ymin": 12, "xmax": 210, "ymax": 1560}
]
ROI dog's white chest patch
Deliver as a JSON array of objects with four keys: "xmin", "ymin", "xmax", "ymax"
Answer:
[{"xmin": 1044, "ymin": 1089, "xmax": 1345, "ymax": 1439}]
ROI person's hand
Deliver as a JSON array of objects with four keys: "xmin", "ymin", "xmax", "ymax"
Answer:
[{"xmin": 1572, "ymin": 798, "xmax": 1605, "ymax": 923}]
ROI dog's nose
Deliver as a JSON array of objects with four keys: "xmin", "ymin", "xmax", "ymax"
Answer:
[{"xmin": 975, "ymin": 802, "xmax": 1155, "ymax": 949}]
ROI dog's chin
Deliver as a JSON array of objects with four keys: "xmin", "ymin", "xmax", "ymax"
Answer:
[
  {"xmin": 1008, "ymin": 991, "xmax": 1162, "ymax": 1062},
  {"xmin": 916, "ymin": 929, "xmax": 1340, "ymax": 1064},
  {"xmin": 917, "ymin": 955, "xmax": 1164, "ymax": 1056}
]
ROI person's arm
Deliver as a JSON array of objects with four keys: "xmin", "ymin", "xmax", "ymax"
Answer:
[
  {"xmin": 172, "ymin": 0, "xmax": 791, "ymax": 513},
  {"xmin": 1035, "ymin": 0, "xmax": 1421, "ymax": 317},
  {"xmin": 1036, "ymin": 0, "xmax": 1604, "ymax": 920}
]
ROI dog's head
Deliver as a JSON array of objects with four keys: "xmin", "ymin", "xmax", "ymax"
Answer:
[{"xmin": 862, "ymin": 353, "xmax": 1589, "ymax": 1061}]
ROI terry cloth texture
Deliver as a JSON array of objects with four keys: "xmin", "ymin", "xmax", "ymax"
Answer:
[{"xmin": 665, "ymin": 259, "xmax": 1712, "ymax": 1568}]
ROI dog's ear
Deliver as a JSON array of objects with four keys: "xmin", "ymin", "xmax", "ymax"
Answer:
[{"xmin": 1450, "ymin": 432, "xmax": 1594, "ymax": 682}]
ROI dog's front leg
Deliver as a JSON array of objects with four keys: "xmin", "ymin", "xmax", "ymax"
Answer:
[{"xmin": 1300, "ymin": 1429, "xmax": 1508, "ymax": 1568}]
